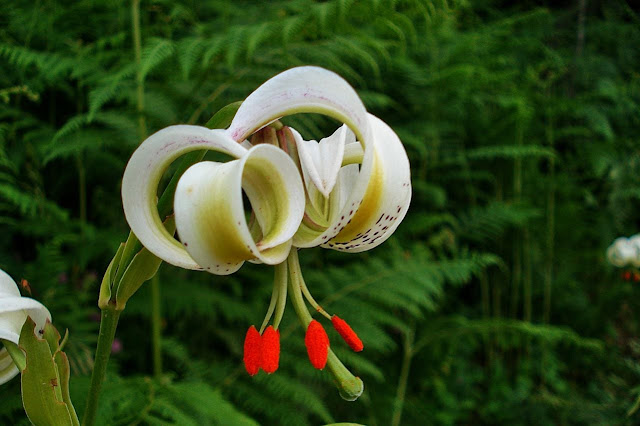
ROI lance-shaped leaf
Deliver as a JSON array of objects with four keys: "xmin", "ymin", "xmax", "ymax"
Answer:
[
  {"xmin": 228, "ymin": 66, "xmax": 411, "ymax": 251},
  {"xmin": 97, "ymin": 242, "xmax": 125, "ymax": 309},
  {"xmin": 19, "ymin": 317, "xmax": 75, "ymax": 426},
  {"xmin": 115, "ymin": 217, "xmax": 177, "ymax": 309},
  {"xmin": 0, "ymin": 269, "xmax": 51, "ymax": 385}
]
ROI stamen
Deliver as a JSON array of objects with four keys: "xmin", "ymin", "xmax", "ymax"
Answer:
[
  {"xmin": 299, "ymin": 273, "xmax": 331, "ymax": 321},
  {"xmin": 305, "ymin": 320, "xmax": 329, "ymax": 370},
  {"xmin": 331, "ymin": 315, "xmax": 363, "ymax": 352},
  {"xmin": 243, "ymin": 326, "xmax": 262, "ymax": 376},
  {"xmin": 261, "ymin": 326, "xmax": 280, "ymax": 374},
  {"xmin": 259, "ymin": 268, "xmax": 280, "ymax": 334},
  {"xmin": 272, "ymin": 262, "xmax": 288, "ymax": 329}
]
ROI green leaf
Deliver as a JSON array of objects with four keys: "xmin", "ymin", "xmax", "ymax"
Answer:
[
  {"xmin": 98, "ymin": 242, "xmax": 125, "ymax": 309},
  {"xmin": 54, "ymin": 349, "xmax": 79, "ymax": 425},
  {"xmin": 204, "ymin": 101, "xmax": 242, "ymax": 130},
  {"xmin": 19, "ymin": 318, "xmax": 73, "ymax": 426},
  {"xmin": 115, "ymin": 217, "xmax": 176, "ymax": 310}
]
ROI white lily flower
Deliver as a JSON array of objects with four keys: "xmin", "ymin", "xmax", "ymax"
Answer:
[
  {"xmin": 123, "ymin": 66, "xmax": 411, "ymax": 275},
  {"xmin": 121, "ymin": 67, "xmax": 411, "ymax": 397},
  {"xmin": 607, "ymin": 235, "xmax": 640, "ymax": 268},
  {"xmin": 0, "ymin": 270, "xmax": 51, "ymax": 385},
  {"xmin": 228, "ymin": 66, "xmax": 412, "ymax": 252}
]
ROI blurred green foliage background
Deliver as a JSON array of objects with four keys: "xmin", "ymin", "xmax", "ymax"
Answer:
[{"xmin": 1, "ymin": 0, "xmax": 639, "ymax": 424}]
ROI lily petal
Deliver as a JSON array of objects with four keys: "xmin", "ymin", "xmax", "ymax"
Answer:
[
  {"xmin": 174, "ymin": 144, "xmax": 305, "ymax": 274},
  {"xmin": 324, "ymin": 114, "xmax": 411, "ymax": 252},
  {"xmin": 0, "ymin": 347, "xmax": 16, "ymax": 385},
  {"xmin": 122, "ymin": 125, "xmax": 247, "ymax": 270},
  {"xmin": 293, "ymin": 125, "xmax": 349, "ymax": 198},
  {"xmin": 228, "ymin": 67, "xmax": 370, "ymax": 144},
  {"xmin": 0, "ymin": 269, "xmax": 20, "ymax": 297},
  {"xmin": 0, "ymin": 270, "xmax": 51, "ymax": 385}
]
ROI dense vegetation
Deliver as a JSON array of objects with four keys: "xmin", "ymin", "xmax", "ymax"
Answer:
[{"xmin": 1, "ymin": 0, "xmax": 639, "ymax": 424}]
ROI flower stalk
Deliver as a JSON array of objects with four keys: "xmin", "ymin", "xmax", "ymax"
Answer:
[{"xmin": 82, "ymin": 309, "xmax": 120, "ymax": 426}]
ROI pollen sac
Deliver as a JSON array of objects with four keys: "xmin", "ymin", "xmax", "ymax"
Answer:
[
  {"xmin": 305, "ymin": 320, "xmax": 329, "ymax": 370},
  {"xmin": 331, "ymin": 315, "xmax": 363, "ymax": 352},
  {"xmin": 243, "ymin": 325, "xmax": 262, "ymax": 376},
  {"xmin": 261, "ymin": 326, "xmax": 280, "ymax": 374}
]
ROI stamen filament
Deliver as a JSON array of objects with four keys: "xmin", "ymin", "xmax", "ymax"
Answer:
[
  {"xmin": 287, "ymin": 250, "xmax": 313, "ymax": 326},
  {"xmin": 299, "ymin": 275, "xmax": 331, "ymax": 321},
  {"xmin": 272, "ymin": 261, "xmax": 288, "ymax": 330},
  {"xmin": 259, "ymin": 268, "xmax": 280, "ymax": 334}
]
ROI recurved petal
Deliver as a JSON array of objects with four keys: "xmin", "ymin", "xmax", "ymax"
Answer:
[
  {"xmin": 174, "ymin": 144, "xmax": 305, "ymax": 274},
  {"xmin": 0, "ymin": 269, "xmax": 20, "ymax": 298},
  {"xmin": 322, "ymin": 114, "xmax": 411, "ymax": 252},
  {"xmin": 227, "ymin": 66, "xmax": 370, "ymax": 144},
  {"xmin": 0, "ymin": 347, "xmax": 16, "ymax": 383},
  {"xmin": 122, "ymin": 125, "xmax": 247, "ymax": 270},
  {"xmin": 0, "ymin": 270, "xmax": 51, "ymax": 347},
  {"xmin": 0, "ymin": 298, "xmax": 51, "ymax": 345},
  {"xmin": 0, "ymin": 347, "xmax": 18, "ymax": 385}
]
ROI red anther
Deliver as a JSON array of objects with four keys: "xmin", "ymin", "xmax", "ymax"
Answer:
[
  {"xmin": 243, "ymin": 326, "xmax": 262, "ymax": 376},
  {"xmin": 261, "ymin": 326, "xmax": 280, "ymax": 374},
  {"xmin": 623, "ymin": 271, "xmax": 632, "ymax": 281},
  {"xmin": 331, "ymin": 315, "xmax": 364, "ymax": 352},
  {"xmin": 305, "ymin": 320, "xmax": 329, "ymax": 370}
]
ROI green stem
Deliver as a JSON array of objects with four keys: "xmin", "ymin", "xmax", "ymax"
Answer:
[
  {"xmin": 132, "ymin": 0, "xmax": 146, "ymax": 140},
  {"xmin": 390, "ymin": 321, "xmax": 414, "ymax": 426},
  {"xmin": 82, "ymin": 308, "xmax": 121, "ymax": 426},
  {"xmin": 151, "ymin": 274, "xmax": 162, "ymax": 378}
]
